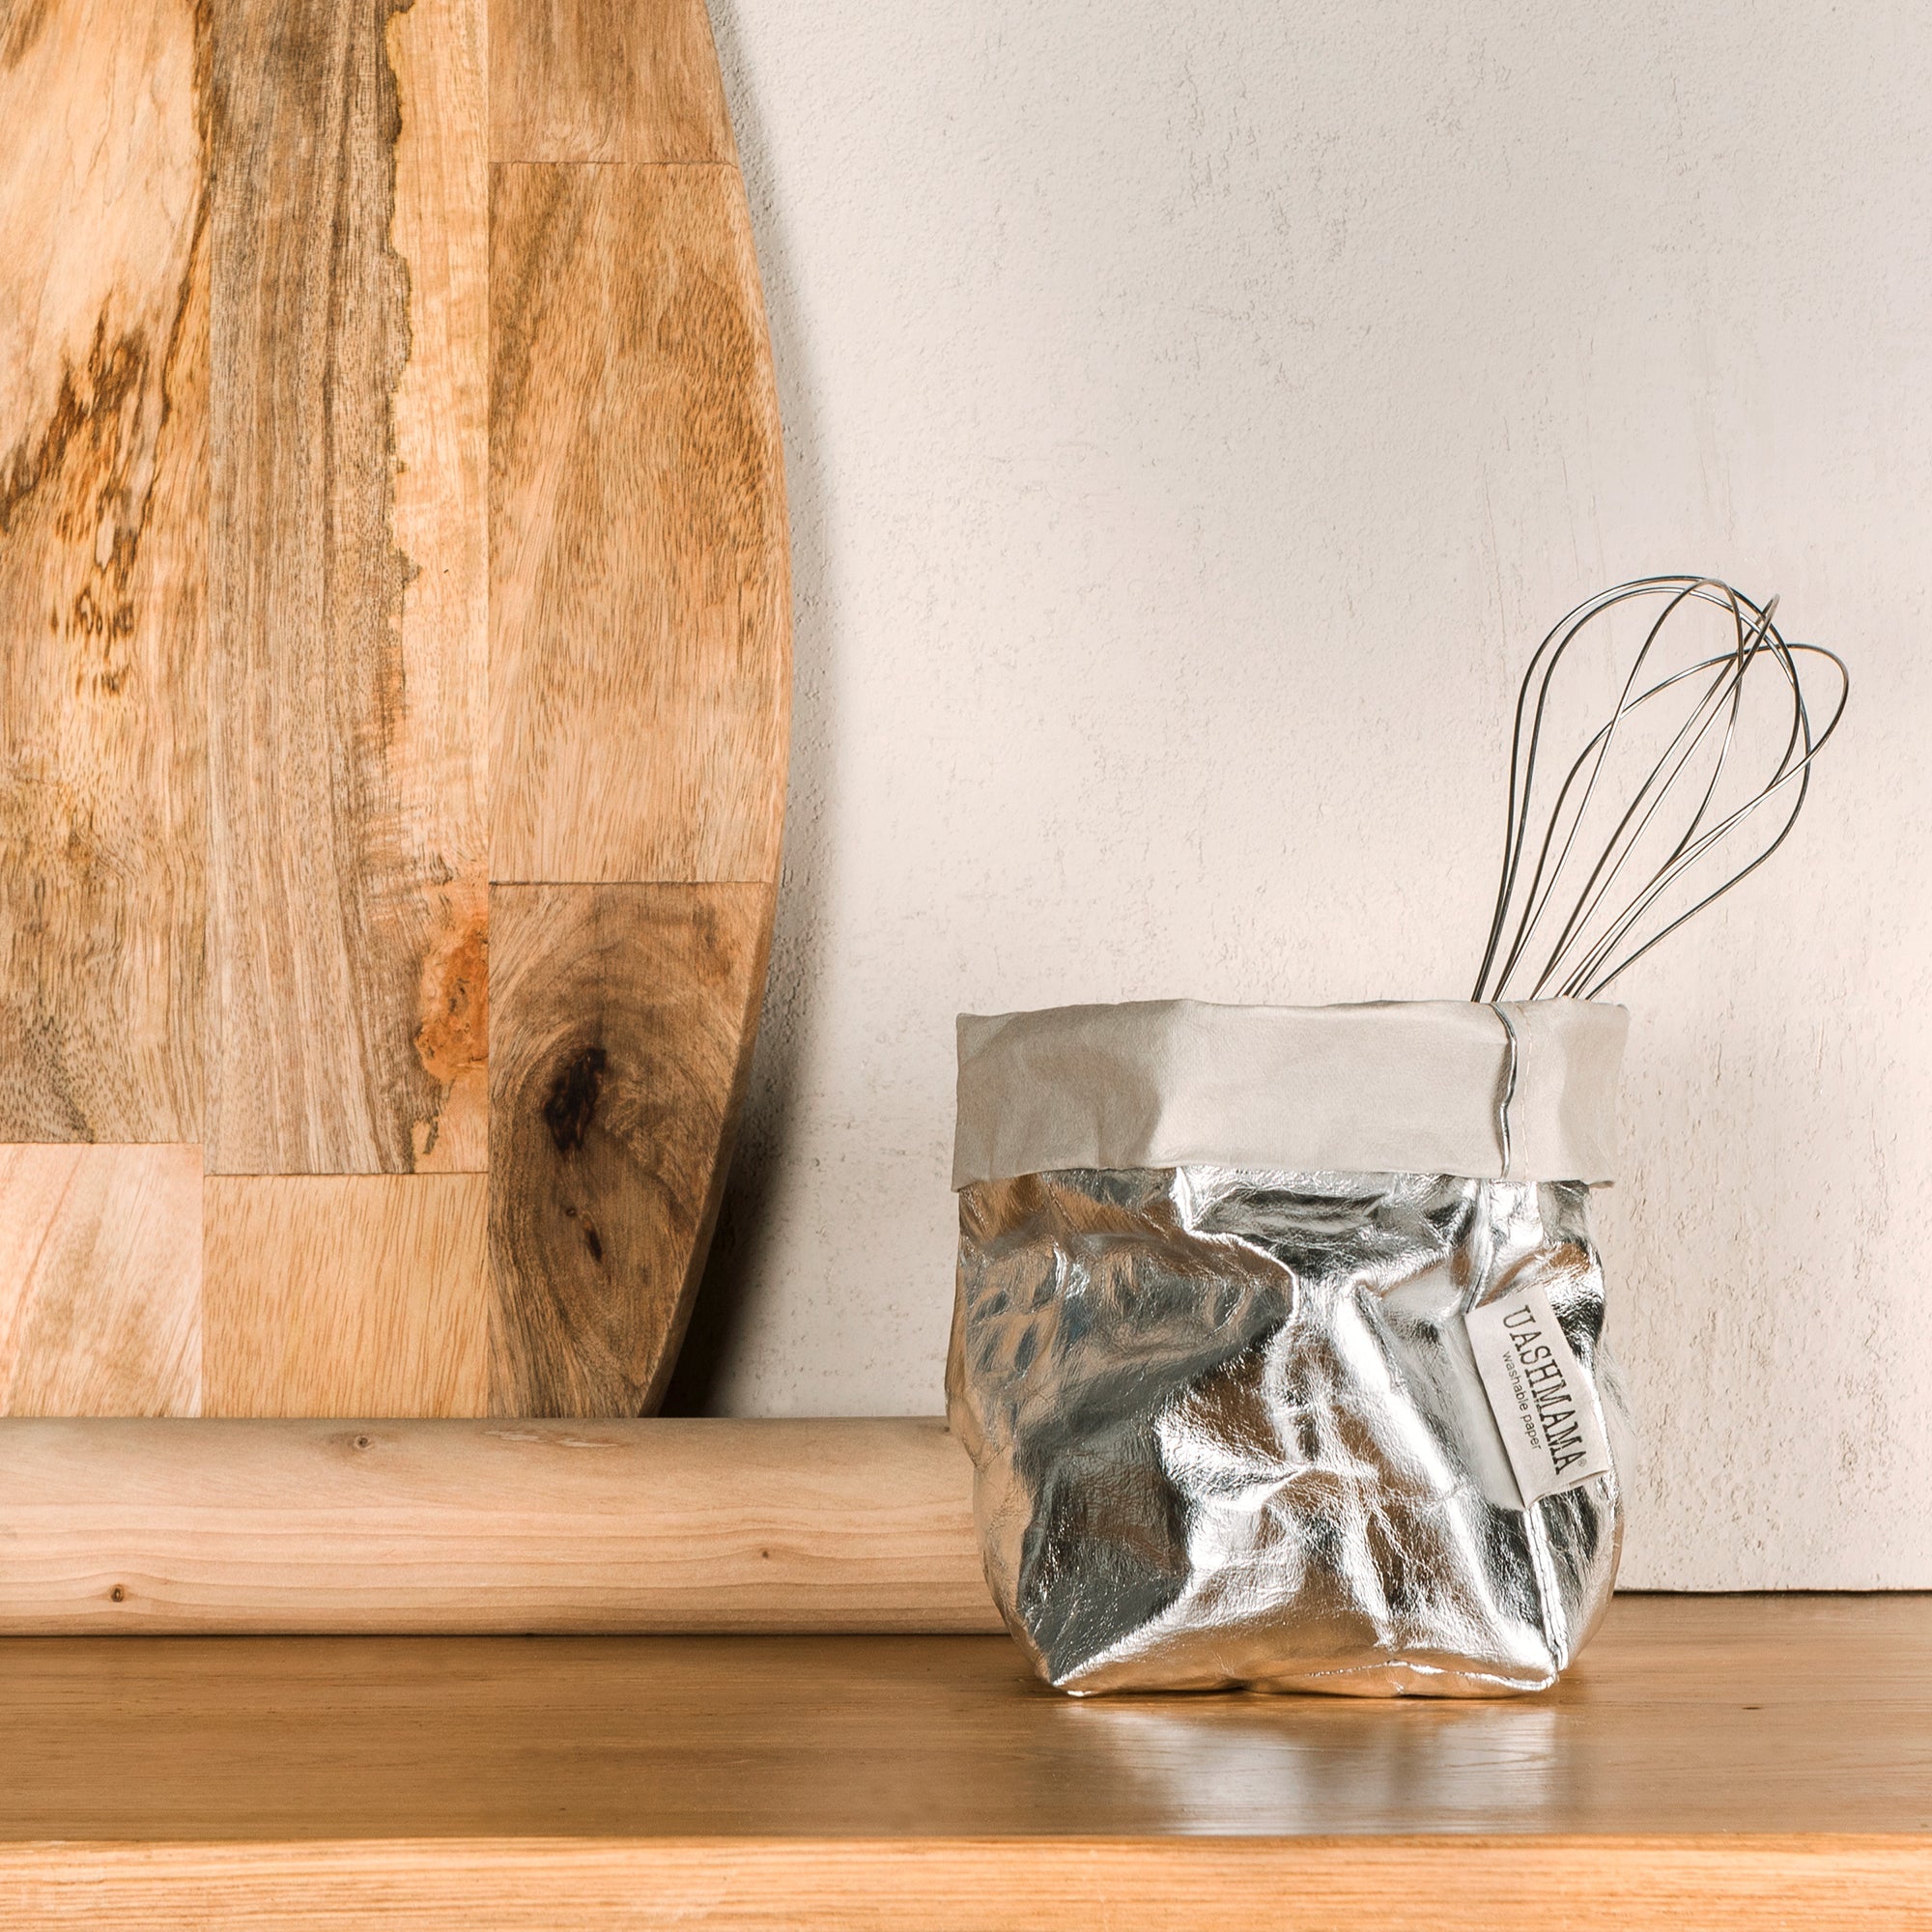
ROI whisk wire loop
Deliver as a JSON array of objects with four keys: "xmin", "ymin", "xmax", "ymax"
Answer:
[{"xmin": 1472, "ymin": 577, "xmax": 1848, "ymax": 1005}]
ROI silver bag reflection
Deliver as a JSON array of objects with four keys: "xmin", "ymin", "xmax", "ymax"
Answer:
[{"xmin": 946, "ymin": 998, "xmax": 1631, "ymax": 1697}]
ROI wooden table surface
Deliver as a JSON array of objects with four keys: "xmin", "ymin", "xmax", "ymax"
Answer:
[{"xmin": 3, "ymin": 1594, "xmax": 1928, "ymax": 1927}]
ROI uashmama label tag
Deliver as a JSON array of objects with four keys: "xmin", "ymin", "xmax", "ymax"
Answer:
[{"xmin": 1465, "ymin": 1280, "xmax": 1612, "ymax": 1505}]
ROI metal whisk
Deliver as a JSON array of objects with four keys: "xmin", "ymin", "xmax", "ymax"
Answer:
[{"xmin": 1471, "ymin": 576, "xmax": 1848, "ymax": 1004}]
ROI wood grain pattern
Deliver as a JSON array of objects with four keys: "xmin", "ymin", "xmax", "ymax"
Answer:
[
  {"xmin": 0, "ymin": 1416, "xmax": 991, "ymax": 1631},
  {"xmin": 0, "ymin": 0, "xmax": 209, "ymax": 1143},
  {"xmin": 490, "ymin": 0, "xmax": 737, "ymax": 165},
  {"xmin": 0, "ymin": 1594, "xmax": 1929, "ymax": 1831},
  {"xmin": 389, "ymin": 0, "xmax": 492, "ymax": 1175},
  {"xmin": 488, "ymin": 884, "xmax": 770, "ymax": 1415},
  {"xmin": 2, "ymin": 0, "xmax": 786, "ymax": 1410},
  {"xmin": 3, "ymin": 1837, "xmax": 1929, "ymax": 1932},
  {"xmin": 0, "ymin": 1146, "xmax": 199, "ymax": 1415},
  {"xmin": 489, "ymin": 163, "xmax": 788, "ymax": 887},
  {"xmin": 207, "ymin": 0, "xmax": 489, "ymax": 1176},
  {"xmin": 202, "ymin": 1178, "xmax": 489, "ymax": 1417}
]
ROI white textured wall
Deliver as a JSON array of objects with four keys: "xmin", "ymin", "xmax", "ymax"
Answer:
[{"xmin": 670, "ymin": 0, "xmax": 1932, "ymax": 1588}]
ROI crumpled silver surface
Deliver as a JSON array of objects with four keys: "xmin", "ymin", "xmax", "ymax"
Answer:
[{"xmin": 947, "ymin": 1166, "xmax": 1625, "ymax": 1696}]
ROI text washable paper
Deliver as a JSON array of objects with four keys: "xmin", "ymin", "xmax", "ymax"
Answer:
[{"xmin": 1465, "ymin": 1280, "xmax": 1613, "ymax": 1506}]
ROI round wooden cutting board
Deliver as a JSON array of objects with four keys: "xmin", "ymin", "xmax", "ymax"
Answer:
[{"xmin": 0, "ymin": 0, "xmax": 789, "ymax": 1417}]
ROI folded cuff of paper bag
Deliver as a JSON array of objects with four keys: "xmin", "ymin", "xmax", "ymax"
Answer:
[{"xmin": 952, "ymin": 998, "xmax": 1628, "ymax": 1188}]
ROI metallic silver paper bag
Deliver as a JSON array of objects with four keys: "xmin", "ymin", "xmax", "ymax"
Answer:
[{"xmin": 947, "ymin": 998, "xmax": 1630, "ymax": 1697}]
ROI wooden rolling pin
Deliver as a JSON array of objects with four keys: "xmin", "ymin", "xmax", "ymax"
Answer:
[{"xmin": 0, "ymin": 1417, "xmax": 999, "ymax": 1635}]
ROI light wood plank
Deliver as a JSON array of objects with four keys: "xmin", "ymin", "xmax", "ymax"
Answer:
[
  {"xmin": 0, "ymin": 1416, "xmax": 993, "ymax": 1632},
  {"xmin": 202, "ymin": 1177, "xmax": 490, "ymax": 1417},
  {"xmin": 3, "ymin": 1836, "xmax": 1930, "ymax": 1932},
  {"xmin": 207, "ymin": 0, "xmax": 489, "ymax": 1175},
  {"xmin": 0, "ymin": 1146, "xmax": 199, "ymax": 1415},
  {"xmin": 390, "ymin": 0, "xmax": 492, "ymax": 1175},
  {"xmin": 488, "ymin": 884, "xmax": 769, "ymax": 1415},
  {"xmin": 489, "ymin": 0, "xmax": 737, "ymax": 165},
  {"xmin": 0, "ymin": 0, "xmax": 208, "ymax": 1143},
  {"xmin": 489, "ymin": 163, "xmax": 788, "ymax": 887}
]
